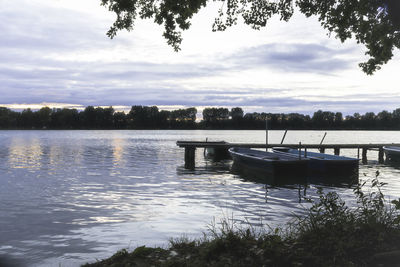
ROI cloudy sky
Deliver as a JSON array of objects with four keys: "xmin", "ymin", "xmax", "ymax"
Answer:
[{"xmin": 1, "ymin": 0, "xmax": 399, "ymax": 115}]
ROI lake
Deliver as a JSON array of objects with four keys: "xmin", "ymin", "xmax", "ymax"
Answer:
[{"xmin": 1, "ymin": 130, "xmax": 400, "ymax": 266}]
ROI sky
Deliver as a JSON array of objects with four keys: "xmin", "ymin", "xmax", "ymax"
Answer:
[{"xmin": 1, "ymin": 0, "xmax": 399, "ymax": 116}]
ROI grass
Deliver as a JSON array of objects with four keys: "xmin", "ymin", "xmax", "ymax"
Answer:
[{"xmin": 83, "ymin": 172, "xmax": 400, "ymax": 266}]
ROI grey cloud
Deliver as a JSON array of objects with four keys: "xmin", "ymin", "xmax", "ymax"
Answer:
[
  {"xmin": 0, "ymin": 4, "xmax": 115, "ymax": 53},
  {"xmin": 135, "ymin": 91, "xmax": 400, "ymax": 115},
  {"xmin": 1, "ymin": 77, "xmax": 398, "ymax": 116},
  {"xmin": 0, "ymin": 1, "xmax": 395, "ymax": 117},
  {"xmin": 228, "ymin": 43, "xmax": 355, "ymax": 73}
]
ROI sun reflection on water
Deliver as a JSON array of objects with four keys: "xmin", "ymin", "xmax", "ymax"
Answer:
[
  {"xmin": 8, "ymin": 137, "xmax": 43, "ymax": 170},
  {"xmin": 112, "ymin": 138, "xmax": 125, "ymax": 166}
]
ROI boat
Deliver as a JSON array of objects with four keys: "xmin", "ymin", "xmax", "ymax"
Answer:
[
  {"xmin": 204, "ymin": 141, "xmax": 230, "ymax": 160},
  {"xmin": 383, "ymin": 146, "xmax": 400, "ymax": 161},
  {"xmin": 273, "ymin": 147, "xmax": 359, "ymax": 180},
  {"xmin": 229, "ymin": 147, "xmax": 308, "ymax": 183}
]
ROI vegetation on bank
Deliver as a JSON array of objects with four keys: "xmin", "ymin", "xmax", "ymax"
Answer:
[
  {"xmin": 1, "ymin": 105, "xmax": 400, "ymax": 130},
  {"xmin": 83, "ymin": 175, "xmax": 400, "ymax": 266}
]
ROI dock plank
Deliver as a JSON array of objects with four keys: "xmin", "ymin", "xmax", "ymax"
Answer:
[{"xmin": 176, "ymin": 141, "xmax": 400, "ymax": 149}]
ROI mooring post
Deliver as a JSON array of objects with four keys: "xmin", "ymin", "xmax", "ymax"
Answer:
[
  {"xmin": 378, "ymin": 147, "xmax": 384, "ymax": 163},
  {"xmin": 320, "ymin": 132, "xmax": 327, "ymax": 145},
  {"xmin": 319, "ymin": 132, "xmax": 327, "ymax": 153},
  {"xmin": 357, "ymin": 147, "xmax": 360, "ymax": 159},
  {"xmin": 203, "ymin": 138, "xmax": 208, "ymax": 156},
  {"xmin": 184, "ymin": 147, "xmax": 196, "ymax": 169},
  {"xmin": 298, "ymin": 142, "xmax": 302, "ymax": 160},
  {"xmin": 362, "ymin": 147, "xmax": 368, "ymax": 164},
  {"xmin": 265, "ymin": 118, "xmax": 268, "ymax": 152},
  {"xmin": 334, "ymin": 147, "xmax": 340, "ymax": 155},
  {"xmin": 280, "ymin": 130, "xmax": 288, "ymax": 144}
]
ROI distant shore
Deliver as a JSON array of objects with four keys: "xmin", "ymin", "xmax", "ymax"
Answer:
[{"xmin": 1, "ymin": 105, "xmax": 400, "ymax": 130}]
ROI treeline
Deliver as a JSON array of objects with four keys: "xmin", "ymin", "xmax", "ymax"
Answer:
[
  {"xmin": 0, "ymin": 105, "xmax": 400, "ymax": 130},
  {"xmin": 0, "ymin": 106, "xmax": 196, "ymax": 130},
  {"xmin": 199, "ymin": 107, "xmax": 400, "ymax": 130}
]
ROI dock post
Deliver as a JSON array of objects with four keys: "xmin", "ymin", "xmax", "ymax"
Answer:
[
  {"xmin": 320, "ymin": 132, "xmax": 327, "ymax": 145},
  {"xmin": 298, "ymin": 142, "xmax": 301, "ymax": 160},
  {"xmin": 334, "ymin": 148, "xmax": 340, "ymax": 155},
  {"xmin": 362, "ymin": 148, "xmax": 368, "ymax": 164},
  {"xmin": 357, "ymin": 147, "xmax": 360, "ymax": 159},
  {"xmin": 184, "ymin": 147, "xmax": 196, "ymax": 169},
  {"xmin": 319, "ymin": 132, "xmax": 326, "ymax": 153},
  {"xmin": 265, "ymin": 119, "xmax": 268, "ymax": 152},
  {"xmin": 378, "ymin": 147, "xmax": 384, "ymax": 163},
  {"xmin": 280, "ymin": 130, "xmax": 288, "ymax": 144}
]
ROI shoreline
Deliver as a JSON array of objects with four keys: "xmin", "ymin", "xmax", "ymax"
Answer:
[{"xmin": 83, "ymin": 179, "xmax": 400, "ymax": 267}]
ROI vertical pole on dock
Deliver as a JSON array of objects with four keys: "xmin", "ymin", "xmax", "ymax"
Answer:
[
  {"xmin": 319, "ymin": 133, "xmax": 327, "ymax": 154},
  {"xmin": 203, "ymin": 138, "xmax": 208, "ymax": 156},
  {"xmin": 378, "ymin": 147, "xmax": 384, "ymax": 163},
  {"xmin": 334, "ymin": 148, "xmax": 340, "ymax": 155},
  {"xmin": 184, "ymin": 147, "xmax": 196, "ymax": 169},
  {"xmin": 362, "ymin": 148, "xmax": 368, "ymax": 164},
  {"xmin": 265, "ymin": 118, "xmax": 268, "ymax": 152},
  {"xmin": 320, "ymin": 132, "xmax": 327, "ymax": 145},
  {"xmin": 357, "ymin": 147, "xmax": 360, "ymax": 159},
  {"xmin": 304, "ymin": 147, "xmax": 307, "ymax": 158},
  {"xmin": 280, "ymin": 130, "xmax": 288, "ymax": 144},
  {"xmin": 298, "ymin": 142, "xmax": 301, "ymax": 160}
]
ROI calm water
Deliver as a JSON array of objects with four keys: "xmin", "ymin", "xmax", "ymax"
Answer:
[{"xmin": 1, "ymin": 130, "xmax": 400, "ymax": 266}]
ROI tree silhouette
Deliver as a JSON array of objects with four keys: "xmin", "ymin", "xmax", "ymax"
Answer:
[
  {"xmin": 101, "ymin": 0, "xmax": 400, "ymax": 74},
  {"xmin": 81, "ymin": 106, "xmax": 97, "ymax": 129},
  {"xmin": 2, "ymin": 105, "xmax": 400, "ymax": 130},
  {"xmin": 51, "ymin": 108, "xmax": 80, "ymax": 129},
  {"xmin": 19, "ymin": 108, "xmax": 35, "ymax": 129},
  {"xmin": 202, "ymin": 107, "xmax": 229, "ymax": 128},
  {"xmin": 0, "ymin": 107, "xmax": 18, "ymax": 129},
  {"xmin": 113, "ymin": 111, "xmax": 128, "ymax": 129},
  {"xmin": 36, "ymin": 107, "xmax": 52, "ymax": 129},
  {"xmin": 377, "ymin": 110, "xmax": 393, "ymax": 129}
]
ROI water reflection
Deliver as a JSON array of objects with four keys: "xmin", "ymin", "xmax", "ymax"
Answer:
[
  {"xmin": 231, "ymin": 161, "xmax": 307, "ymax": 186},
  {"xmin": 49, "ymin": 144, "xmax": 63, "ymax": 172},
  {"xmin": 265, "ymin": 184, "xmax": 309, "ymax": 204},
  {"xmin": 178, "ymin": 156, "xmax": 357, "ymax": 207},
  {"xmin": 112, "ymin": 138, "xmax": 126, "ymax": 167},
  {"xmin": 177, "ymin": 158, "xmax": 310, "ymax": 205},
  {"xmin": 0, "ymin": 130, "xmax": 399, "ymax": 266},
  {"xmin": 385, "ymin": 159, "xmax": 400, "ymax": 169},
  {"xmin": 176, "ymin": 160, "xmax": 231, "ymax": 176},
  {"xmin": 8, "ymin": 137, "xmax": 43, "ymax": 170}
]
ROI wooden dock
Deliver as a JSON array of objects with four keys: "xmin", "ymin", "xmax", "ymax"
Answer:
[{"xmin": 177, "ymin": 141, "xmax": 400, "ymax": 168}]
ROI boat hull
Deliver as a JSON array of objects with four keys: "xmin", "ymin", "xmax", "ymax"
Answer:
[
  {"xmin": 229, "ymin": 147, "xmax": 308, "ymax": 184},
  {"xmin": 273, "ymin": 148, "xmax": 359, "ymax": 183},
  {"xmin": 383, "ymin": 146, "xmax": 400, "ymax": 161}
]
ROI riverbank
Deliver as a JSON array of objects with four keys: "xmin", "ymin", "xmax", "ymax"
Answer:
[
  {"xmin": 83, "ymin": 177, "xmax": 400, "ymax": 266},
  {"xmin": 2, "ymin": 105, "xmax": 400, "ymax": 131}
]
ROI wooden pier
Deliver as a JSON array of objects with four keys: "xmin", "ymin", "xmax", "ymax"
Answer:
[{"xmin": 177, "ymin": 141, "xmax": 400, "ymax": 168}]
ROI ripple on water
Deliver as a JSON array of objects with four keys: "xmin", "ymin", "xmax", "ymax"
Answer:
[{"xmin": 0, "ymin": 130, "xmax": 400, "ymax": 266}]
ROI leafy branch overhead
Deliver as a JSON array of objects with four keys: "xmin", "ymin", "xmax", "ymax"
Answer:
[{"xmin": 101, "ymin": 0, "xmax": 400, "ymax": 74}]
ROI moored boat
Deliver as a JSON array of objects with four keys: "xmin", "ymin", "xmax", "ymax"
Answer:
[
  {"xmin": 273, "ymin": 147, "xmax": 359, "ymax": 180},
  {"xmin": 204, "ymin": 141, "xmax": 230, "ymax": 160},
  {"xmin": 383, "ymin": 146, "xmax": 400, "ymax": 161},
  {"xmin": 229, "ymin": 147, "xmax": 308, "ymax": 183}
]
